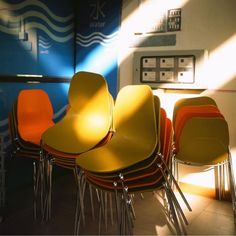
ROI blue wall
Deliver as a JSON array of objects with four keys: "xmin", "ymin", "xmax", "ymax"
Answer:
[
  {"xmin": 75, "ymin": 0, "xmax": 121, "ymax": 98},
  {"xmin": 0, "ymin": 0, "xmax": 75, "ymax": 77},
  {"xmin": 0, "ymin": 0, "xmax": 122, "ymax": 147}
]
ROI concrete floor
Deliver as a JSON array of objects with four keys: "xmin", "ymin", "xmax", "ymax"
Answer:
[{"xmin": 0, "ymin": 168, "xmax": 235, "ymax": 235}]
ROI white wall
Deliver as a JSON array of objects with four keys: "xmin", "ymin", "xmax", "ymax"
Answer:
[{"xmin": 118, "ymin": 0, "xmax": 236, "ymax": 191}]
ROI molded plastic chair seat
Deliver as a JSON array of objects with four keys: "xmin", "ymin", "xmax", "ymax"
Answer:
[
  {"xmin": 174, "ymin": 105, "xmax": 225, "ymax": 153},
  {"xmin": 175, "ymin": 116, "xmax": 229, "ymax": 165},
  {"xmin": 42, "ymin": 71, "xmax": 112, "ymax": 154},
  {"xmin": 39, "ymin": 71, "xmax": 114, "ymax": 221},
  {"xmin": 74, "ymin": 86, "xmax": 190, "ymax": 235},
  {"xmin": 17, "ymin": 89, "xmax": 54, "ymax": 146},
  {"xmin": 8, "ymin": 89, "xmax": 55, "ymax": 220},
  {"xmin": 172, "ymin": 96, "xmax": 236, "ymax": 218},
  {"xmin": 9, "ymin": 89, "xmax": 54, "ymax": 155},
  {"xmin": 172, "ymin": 96, "xmax": 217, "ymax": 128},
  {"xmin": 76, "ymin": 85, "xmax": 158, "ymax": 174}
]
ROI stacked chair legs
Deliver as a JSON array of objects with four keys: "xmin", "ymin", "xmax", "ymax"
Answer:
[
  {"xmin": 8, "ymin": 74, "xmax": 194, "ymax": 234},
  {"xmin": 38, "ymin": 71, "xmax": 115, "ymax": 222},
  {"xmin": 75, "ymin": 85, "xmax": 191, "ymax": 235},
  {"xmin": 8, "ymin": 89, "xmax": 55, "ymax": 220}
]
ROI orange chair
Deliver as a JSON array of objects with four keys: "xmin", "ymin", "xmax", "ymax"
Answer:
[{"xmin": 8, "ymin": 89, "xmax": 55, "ymax": 218}]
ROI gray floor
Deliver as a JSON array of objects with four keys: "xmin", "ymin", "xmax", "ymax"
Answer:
[{"xmin": 0, "ymin": 170, "xmax": 236, "ymax": 235}]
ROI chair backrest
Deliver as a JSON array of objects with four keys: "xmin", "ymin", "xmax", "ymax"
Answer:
[
  {"xmin": 68, "ymin": 71, "xmax": 110, "ymax": 112},
  {"xmin": 172, "ymin": 96, "xmax": 217, "ymax": 127},
  {"xmin": 174, "ymin": 105, "xmax": 224, "ymax": 143},
  {"xmin": 160, "ymin": 108, "xmax": 167, "ymax": 155},
  {"xmin": 42, "ymin": 71, "xmax": 113, "ymax": 153},
  {"xmin": 17, "ymin": 89, "xmax": 54, "ymax": 145},
  {"xmin": 75, "ymin": 84, "xmax": 158, "ymax": 175},
  {"xmin": 176, "ymin": 117, "xmax": 229, "ymax": 165},
  {"xmin": 114, "ymin": 85, "xmax": 157, "ymax": 151}
]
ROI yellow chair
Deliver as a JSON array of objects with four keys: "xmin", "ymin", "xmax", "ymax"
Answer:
[
  {"xmin": 40, "ymin": 71, "xmax": 114, "ymax": 220},
  {"xmin": 172, "ymin": 97, "xmax": 236, "ymax": 223},
  {"xmin": 75, "ymin": 85, "xmax": 190, "ymax": 235}
]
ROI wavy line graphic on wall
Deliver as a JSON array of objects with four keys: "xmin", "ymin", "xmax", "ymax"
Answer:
[
  {"xmin": 76, "ymin": 31, "xmax": 119, "ymax": 47},
  {"xmin": 38, "ymin": 35, "xmax": 52, "ymax": 49},
  {"xmin": 0, "ymin": 0, "xmax": 74, "ymax": 43}
]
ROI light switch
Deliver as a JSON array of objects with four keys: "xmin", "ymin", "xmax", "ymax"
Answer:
[
  {"xmin": 160, "ymin": 71, "xmax": 174, "ymax": 81},
  {"xmin": 160, "ymin": 57, "xmax": 174, "ymax": 68},
  {"xmin": 142, "ymin": 71, "xmax": 156, "ymax": 82},
  {"xmin": 178, "ymin": 71, "xmax": 193, "ymax": 82},
  {"xmin": 178, "ymin": 57, "xmax": 194, "ymax": 68},
  {"xmin": 142, "ymin": 58, "xmax": 156, "ymax": 68}
]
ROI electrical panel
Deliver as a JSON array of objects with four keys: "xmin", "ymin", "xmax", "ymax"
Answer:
[{"xmin": 133, "ymin": 50, "xmax": 208, "ymax": 89}]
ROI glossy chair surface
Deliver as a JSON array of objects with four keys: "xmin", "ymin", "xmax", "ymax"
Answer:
[
  {"xmin": 175, "ymin": 116, "xmax": 229, "ymax": 165},
  {"xmin": 42, "ymin": 71, "xmax": 112, "ymax": 154},
  {"xmin": 17, "ymin": 89, "xmax": 54, "ymax": 145},
  {"xmin": 172, "ymin": 96, "xmax": 217, "ymax": 127},
  {"xmin": 76, "ymin": 85, "xmax": 158, "ymax": 174},
  {"xmin": 174, "ymin": 105, "xmax": 224, "ymax": 149}
]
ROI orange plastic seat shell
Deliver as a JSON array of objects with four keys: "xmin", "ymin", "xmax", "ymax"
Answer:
[{"xmin": 17, "ymin": 89, "xmax": 54, "ymax": 145}]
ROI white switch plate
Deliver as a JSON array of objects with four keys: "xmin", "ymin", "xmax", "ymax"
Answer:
[
  {"xmin": 178, "ymin": 57, "xmax": 194, "ymax": 68},
  {"xmin": 178, "ymin": 71, "xmax": 193, "ymax": 82},
  {"xmin": 160, "ymin": 71, "xmax": 174, "ymax": 81},
  {"xmin": 142, "ymin": 58, "xmax": 156, "ymax": 68},
  {"xmin": 142, "ymin": 71, "xmax": 156, "ymax": 81},
  {"xmin": 160, "ymin": 57, "xmax": 174, "ymax": 68}
]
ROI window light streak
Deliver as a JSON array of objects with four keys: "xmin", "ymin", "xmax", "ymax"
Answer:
[{"xmin": 76, "ymin": 45, "xmax": 117, "ymax": 76}]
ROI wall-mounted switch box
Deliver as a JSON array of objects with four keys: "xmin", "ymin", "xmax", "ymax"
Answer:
[{"xmin": 133, "ymin": 50, "xmax": 207, "ymax": 89}]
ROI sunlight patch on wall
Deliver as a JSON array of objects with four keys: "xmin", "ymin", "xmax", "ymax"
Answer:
[
  {"xmin": 207, "ymin": 33, "xmax": 236, "ymax": 89},
  {"xmin": 118, "ymin": 0, "xmax": 189, "ymax": 64}
]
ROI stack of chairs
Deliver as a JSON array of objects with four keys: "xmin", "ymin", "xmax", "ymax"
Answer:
[
  {"xmin": 172, "ymin": 96, "xmax": 236, "ymax": 221},
  {"xmin": 8, "ymin": 89, "xmax": 55, "ymax": 218},
  {"xmin": 75, "ymin": 85, "xmax": 191, "ymax": 235},
  {"xmin": 39, "ymin": 71, "xmax": 114, "ymax": 221}
]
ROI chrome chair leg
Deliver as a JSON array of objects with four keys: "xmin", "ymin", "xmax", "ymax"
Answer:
[
  {"xmin": 33, "ymin": 161, "xmax": 37, "ymax": 220},
  {"xmin": 158, "ymin": 163, "xmax": 189, "ymax": 226},
  {"xmin": 109, "ymin": 192, "xmax": 114, "ymax": 225},
  {"xmin": 163, "ymin": 183, "xmax": 182, "ymax": 235},
  {"xmin": 228, "ymin": 149, "xmax": 236, "ymax": 223},
  {"xmin": 89, "ymin": 184, "xmax": 95, "ymax": 220},
  {"xmin": 159, "ymin": 154, "xmax": 192, "ymax": 212}
]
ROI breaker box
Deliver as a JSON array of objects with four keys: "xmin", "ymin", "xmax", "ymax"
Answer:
[{"xmin": 133, "ymin": 50, "xmax": 208, "ymax": 89}]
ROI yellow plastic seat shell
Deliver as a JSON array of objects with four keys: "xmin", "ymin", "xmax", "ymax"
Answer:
[
  {"xmin": 175, "ymin": 117, "xmax": 229, "ymax": 165},
  {"xmin": 41, "ymin": 71, "xmax": 112, "ymax": 154},
  {"xmin": 76, "ymin": 85, "xmax": 158, "ymax": 173}
]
